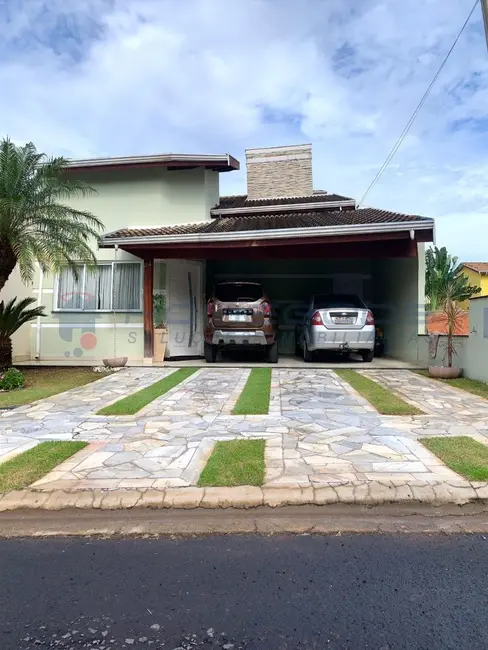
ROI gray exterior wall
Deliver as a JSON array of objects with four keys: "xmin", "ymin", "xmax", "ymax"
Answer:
[{"xmin": 465, "ymin": 296, "xmax": 488, "ymax": 381}]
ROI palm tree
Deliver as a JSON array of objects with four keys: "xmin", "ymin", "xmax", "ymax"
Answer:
[
  {"xmin": 0, "ymin": 137, "xmax": 104, "ymax": 291},
  {"xmin": 0, "ymin": 297, "xmax": 46, "ymax": 367},
  {"xmin": 425, "ymin": 246, "xmax": 481, "ymax": 311}
]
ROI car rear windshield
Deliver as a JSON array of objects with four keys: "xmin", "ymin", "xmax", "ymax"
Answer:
[
  {"xmin": 313, "ymin": 294, "xmax": 366, "ymax": 309},
  {"xmin": 215, "ymin": 283, "xmax": 264, "ymax": 302}
]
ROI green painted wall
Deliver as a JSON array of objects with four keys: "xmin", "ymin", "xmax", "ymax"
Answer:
[
  {"xmin": 23, "ymin": 166, "xmax": 218, "ymax": 362},
  {"xmin": 373, "ymin": 257, "xmax": 420, "ymax": 362}
]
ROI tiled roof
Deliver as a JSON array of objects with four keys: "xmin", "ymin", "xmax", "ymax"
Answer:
[
  {"xmin": 215, "ymin": 193, "xmax": 354, "ymax": 210},
  {"xmin": 102, "ymin": 208, "xmax": 432, "ymax": 240},
  {"xmin": 427, "ymin": 311, "xmax": 469, "ymax": 335},
  {"xmin": 463, "ymin": 262, "xmax": 488, "ymax": 275}
]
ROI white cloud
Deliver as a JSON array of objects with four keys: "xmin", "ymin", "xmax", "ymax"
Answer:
[{"xmin": 1, "ymin": 0, "xmax": 487, "ymax": 259}]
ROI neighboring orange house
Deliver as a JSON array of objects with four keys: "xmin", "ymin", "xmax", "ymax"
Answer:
[{"xmin": 426, "ymin": 310, "xmax": 469, "ymax": 335}]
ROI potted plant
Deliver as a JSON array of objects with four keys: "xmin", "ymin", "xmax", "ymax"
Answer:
[
  {"xmin": 153, "ymin": 293, "xmax": 168, "ymax": 362},
  {"xmin": 428, "ymin": 296, "xmax": 463, "ymax": 379}
]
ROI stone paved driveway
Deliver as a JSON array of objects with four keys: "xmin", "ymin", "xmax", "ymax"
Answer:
[{"xmin": 0, "ymin": 367, "xmax": 487, "ymax": 491}]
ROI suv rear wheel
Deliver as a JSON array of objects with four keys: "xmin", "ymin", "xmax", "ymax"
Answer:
[
  {"xmin": 267, "ymin": 341, "xmax": 278, "ymax": 363},
  {"xmin": 204, "ymin": 342, "xmax": 218, "ymax": 363}
]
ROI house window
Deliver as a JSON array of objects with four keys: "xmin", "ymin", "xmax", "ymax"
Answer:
[{"xmin": 55, "ymin": 262, "xmax": 142, "ymax": 311}]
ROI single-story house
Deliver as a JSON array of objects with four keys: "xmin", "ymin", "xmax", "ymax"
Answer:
[{"xmin": 2, "ymin": 143, "xmax": 434, "ymax": 364}]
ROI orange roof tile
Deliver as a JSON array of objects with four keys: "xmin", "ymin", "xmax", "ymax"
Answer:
[
  {"xmin": 463, "ymin": 262, "xmax": 488, "ymax": 275},
  {"xmin": 426, "ymin": 311, "xmax": 469, "ymax": 335}
]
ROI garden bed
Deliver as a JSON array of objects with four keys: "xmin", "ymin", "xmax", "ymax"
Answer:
[{"xmin": 0, "ymin": 367, "xmax": 108, "ymax": 408}]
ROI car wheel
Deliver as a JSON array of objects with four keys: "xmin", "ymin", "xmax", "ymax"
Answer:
[
  {"xmin": 361, "ymin": 350, "xmax": 374, "ymax": 363},
  {"xmin": 303, "ymin": 340, "xmax": 313, "ymax": 362},
  {"xmin": 267, "ymin": 341, "xmax": 278, "ymax": 363},
  {"xmin": 204, "ymin": 342, "xmax": 218, "ymax": 363},
  {"xmin": 295, "ymin": 329, "xmax": 302, "ymax": 357}
]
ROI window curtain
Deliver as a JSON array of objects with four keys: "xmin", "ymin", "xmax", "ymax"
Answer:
[
  {"xmin": 57, "ymin": 267, "xmax": 83, "ymax": 309},
  {"xmin": 114, "ymin": 263, "xmax": 141, "ymax": 310},
  {"xmin": 85, "ymin": 266, "xmax": 112, "ymax": 310}
]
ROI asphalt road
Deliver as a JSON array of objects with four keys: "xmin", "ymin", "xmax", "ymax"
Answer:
[{"xmin": 1, "ymin": 534, "xmax": 488, "ymax": 650}]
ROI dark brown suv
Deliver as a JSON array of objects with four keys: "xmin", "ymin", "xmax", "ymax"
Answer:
[{"xmin": 204, "ymin": 282, "xmax": 278, "ymax": 363}]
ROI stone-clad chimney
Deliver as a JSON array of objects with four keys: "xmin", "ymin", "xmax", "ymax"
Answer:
[{"xmin": 245, "ymin": 144, "xmax": 313, "ymax": 199}]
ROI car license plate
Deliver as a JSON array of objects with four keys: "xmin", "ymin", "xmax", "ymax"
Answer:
[
  {"xmin": 228, "ymin": 314, "xmax": 251, "ymax": 322},
  {"xmin": 335, "ymin": 317, "xmax": 354, "ymax": 324}
]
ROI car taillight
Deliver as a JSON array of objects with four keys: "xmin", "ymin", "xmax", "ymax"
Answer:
[
  {"xmin": 207, "ymin": 301, "xmax": 215, "ymax": 318},
  {"xmin": 366, "ymin": 310, "xmax": 375, "ymax": 326},
  {"xmin": 311, "ymin": 311, "xmax": 324, "ymax": 326},
  {"xmin": 261, "ymin": 301, "xmax": 271, "ymax": 317}
]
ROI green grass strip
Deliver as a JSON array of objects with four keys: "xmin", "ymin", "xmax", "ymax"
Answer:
[
  {"xmin": 0, "ymin": 368, "xmax": 104, "ymax": 408},
  {"xmin": 198, "ymin": 439, "xmax": 265, "ymax": 487},
  {"xmin": 414, "ymin": 370, "xmax": 488, "ymax": 400},
  {"xmin": 0, "ymin": 441, "xmax": 88, "ymax": 493},
  {"xmin": 232, "ymin": 367, "xmax": 271, "ymax": 415},
  {"xmin": 97, "ymin": 368, "xmax": 198, "ymax": 415},
  {"xmin": 420, "ymin": 436, "xmax": 488, "ymax": 481},
  {"xmin": 335, "ymin": 369, "xmax": 424, "ymax": 415}
]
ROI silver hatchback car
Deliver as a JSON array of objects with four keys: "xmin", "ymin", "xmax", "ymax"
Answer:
[{"xmin": 297, "ymin": 293, "xmax": 375, "ymax": 362}]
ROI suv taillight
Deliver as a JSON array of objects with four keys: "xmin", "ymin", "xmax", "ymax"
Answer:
[
  {"xmin": 207, "ymin": 301, "xmax": 215, "ymax": 318},
  {"xmin": 311, "ymin": 311, "xmax": 324, "ymax": 326},
  {"xmin": 261, "ymin": 301, "xmax": 271, "ymax": 317},
  {"xmin": 366, "ymin": 310, "xmax": 375, "ymax": 326}
]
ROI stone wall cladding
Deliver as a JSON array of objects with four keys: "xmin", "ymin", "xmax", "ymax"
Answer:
[{"xmin": 246, "ymin": 144, "xmax": 313, "ymax": 199}]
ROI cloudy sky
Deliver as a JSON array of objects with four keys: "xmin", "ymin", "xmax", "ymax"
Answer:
[{"xmin": 1, "ymin": 0, "xmax": 487, "ymax": 260}]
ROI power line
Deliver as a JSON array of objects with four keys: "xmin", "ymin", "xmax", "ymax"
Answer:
[{"xmin": 358, "ymin": 0, "xmax": 479, "ymax": 207}]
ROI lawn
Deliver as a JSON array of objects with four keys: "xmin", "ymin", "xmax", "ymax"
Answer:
[
  {"xmin": 335, "ymin": 369, "xmax": 424, "ymax": 416},
  {"xmin": 420, "ymin": 436, "xmax": 488, "ymax": 481},
  {"xmin": 0, "ymin": 367, "xmax": 107, "ymax": 408},
  {"xmin": 414, "ymin": 370, "xmax": 488, "ymax": 400},
  {"xmin": 198, "ymin": 439, "xmax": 265, "ymax": 487},
  {"xmin": 97, "ymin": 367, "xmax": 198, "ymax": 415},
  {"xmin": 0, "ymin": 441, "xmax": 87, "ymax": 492},
  {"xmin": 232, "ymin": 368, "xmax": 271, "ymax": 415}
]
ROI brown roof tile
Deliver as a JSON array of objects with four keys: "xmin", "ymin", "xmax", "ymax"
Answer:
[
  {"xmin": 463, "ymin": 262, "xmax": 488, "ymax": 275},
  {"xmin": 102, "ymin": 208, "xmax": 432, "ymax": 240},
  {"xmin": 216, "ymin": 193, "xmax": 354, "ymax": 210}
]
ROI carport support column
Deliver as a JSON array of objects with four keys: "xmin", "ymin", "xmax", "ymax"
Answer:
[{"xmin": 143, "ymin": 259, "xmax": 154, "ymax": 362}]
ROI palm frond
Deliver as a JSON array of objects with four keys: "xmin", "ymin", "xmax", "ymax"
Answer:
[
  {"xmin": 0, "ymin": 137, "xmax": 103, "ymax": 290},
  {"xmin": 0, "ymin": 297, "xmax": 46, "ymax": 338}
]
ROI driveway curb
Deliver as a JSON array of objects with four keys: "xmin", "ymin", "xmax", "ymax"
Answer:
[{"xmin": 2, "ymin": 478, "xmax": 488, "ymax": 511}]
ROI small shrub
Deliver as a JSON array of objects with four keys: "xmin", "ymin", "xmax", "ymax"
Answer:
[{"xmin": 0, "ymin": 367, "xmax": 25, "ymax": 391}]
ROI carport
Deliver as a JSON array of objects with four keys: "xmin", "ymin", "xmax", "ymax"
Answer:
[{"xmin": 99, "ymin": 208, "xmax": 434, "ymax": 364}]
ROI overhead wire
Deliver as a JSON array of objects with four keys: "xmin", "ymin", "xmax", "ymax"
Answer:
[{"xmin": 358, "ymin": 0, "xmax": 479, "ymax": 206}]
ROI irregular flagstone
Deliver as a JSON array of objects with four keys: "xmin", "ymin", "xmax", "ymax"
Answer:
[{"xmin": 2, "ymin": 367, "xmax": 488, "ymax": 493}]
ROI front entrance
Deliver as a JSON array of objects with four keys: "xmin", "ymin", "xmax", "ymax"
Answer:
[{"xmin": 167, "ymin": 259, "xmax": 204, "ymax": 358}]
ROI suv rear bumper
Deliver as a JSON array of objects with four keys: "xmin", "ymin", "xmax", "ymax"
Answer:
[{"xmin": 211, "ymin": 330, "xmax": 268, "ymax": 346}]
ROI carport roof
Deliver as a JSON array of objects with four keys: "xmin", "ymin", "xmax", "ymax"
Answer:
[{"xmin": 100, "ymin": 207, "xmax": 434, "ymax": 245}]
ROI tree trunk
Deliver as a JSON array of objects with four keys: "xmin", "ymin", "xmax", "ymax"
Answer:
[
  {"xmin": 0, "ymin": 336, "xmax": 12, "ymax": 368},
  {"xmin": 0, "ymin": 241, "xmax": 18, "ymax": 293}
]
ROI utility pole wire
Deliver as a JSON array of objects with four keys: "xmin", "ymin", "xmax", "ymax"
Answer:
[
  {"xmin": 482, "ymin": 0, "xmax": 488, "ymax": 49},
  {"xmin": 358, "ymin": 0, "xmax": 479, "ymax": 207}
]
